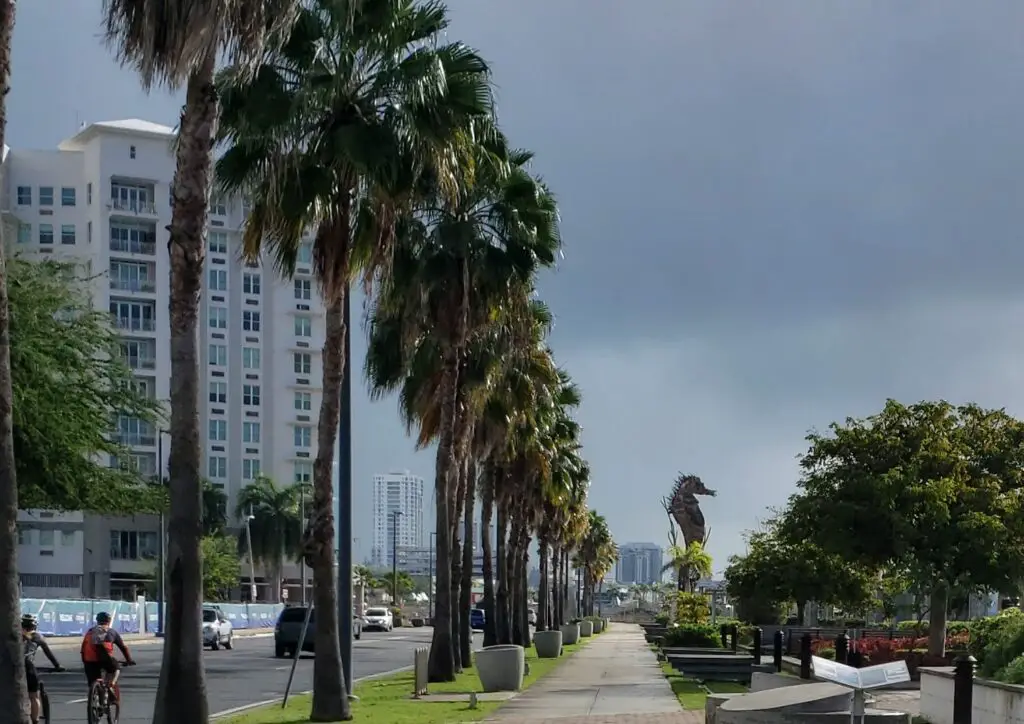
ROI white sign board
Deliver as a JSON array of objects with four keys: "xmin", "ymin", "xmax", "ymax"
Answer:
[{"xmin": 811, "ymin": 656, "xmax": 911, "ymax": 691}]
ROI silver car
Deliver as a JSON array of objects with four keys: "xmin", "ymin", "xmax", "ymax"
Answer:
[
  {"xmin": 363, "ymin": 607, "xmax": 393, "ymax": 632},
  {"xmin": 202, "ymin": 607, "xmax": 234, "ymax": 650}
]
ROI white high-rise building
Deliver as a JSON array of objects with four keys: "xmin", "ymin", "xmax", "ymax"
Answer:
[
  {"xmin": 1, "ymin": 119, "xmax": 327, "ymax": 600},
  {"xmin": 371, "ymin": 471, "xmax": 425, "ymax": 568}
]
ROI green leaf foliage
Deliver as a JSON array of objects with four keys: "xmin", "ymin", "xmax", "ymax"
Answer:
[
  {"xmin": 782, "ymin": 399, "xmax": 1024, "ymax": 594},
  {"xmin": 202, "ymin": 535, "xmax": 242, "ymax": 602},
  {"xmin": 10, "ymin": 258, "xmax": 163, "ymax": 513}
]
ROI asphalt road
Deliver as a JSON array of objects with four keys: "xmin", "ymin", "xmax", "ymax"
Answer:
[{"xmin": 38, "ymin": 627, "xmax": 451, "ymax": 723}]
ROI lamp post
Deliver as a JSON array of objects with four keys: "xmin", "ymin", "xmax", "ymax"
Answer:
[
  {"xmin": 156, "ymin": 429, "xmax": 167, "ymax": 636},
  {"xmin": 244, "ymin": 508, "xmax": 258, "ymax": 602},
  {"xmin": 428, "ymin": 531, "xmax": 437, "ymax": 620},
  {"xmin": 391, "ymin": 511, "xmax": 404, "ymax": 607},
  {"xmin": 299, "ymin": 485, "xmax": 306, "ymax": 606}
]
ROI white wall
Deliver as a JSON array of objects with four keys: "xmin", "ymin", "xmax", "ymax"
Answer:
[{"xmin": 920, "ymin": 667, "xmax": 1024, "ymax": 724}]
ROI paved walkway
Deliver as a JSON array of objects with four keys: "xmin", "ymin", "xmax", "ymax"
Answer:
[{"xmin": 486, "ymin": 623, "xmax": 702, "ymax": 723}]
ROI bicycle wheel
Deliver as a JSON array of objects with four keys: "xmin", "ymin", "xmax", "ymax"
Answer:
[
  {"xmin": 86, "ymin": 680, "xmax": 106, "ymax": 724},
  {"xmin": 40, "ymin": 683, "xmax": 50, "ymax": 724},
  {"xmin": 105, "ymin": 684, "xmax": 120, "ymax": 724}
]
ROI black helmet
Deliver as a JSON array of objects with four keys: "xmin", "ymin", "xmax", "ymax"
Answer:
[
  {"xmin": 95, "ymin": 611, "xmax": 111, "ymax": 625},
  {"xmin": 20, "ymin": 614, "xmax": 37, "ymax": 630}
]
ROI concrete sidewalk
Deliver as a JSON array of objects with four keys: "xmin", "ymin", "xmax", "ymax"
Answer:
[{"xmin": 487, "ymin": 622, "xmax": 702, "ymax": 723}]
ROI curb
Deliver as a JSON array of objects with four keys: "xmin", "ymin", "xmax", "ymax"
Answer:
[
  {"xmin": 210, "ymin": 666, "xmax": 413, "ymax": 720},
  {"xmin": 43, "ymin": 630, "xmax": 274, "ymax": 650}
]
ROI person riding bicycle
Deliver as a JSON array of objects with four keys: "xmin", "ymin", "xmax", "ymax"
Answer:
[
  {"xmin": 22, "ymin": 614, "xmax": 63, "ymax": 724},
  {"xmin": 80, "ymin": 611, "xmax": 135, "ymax": 704}
]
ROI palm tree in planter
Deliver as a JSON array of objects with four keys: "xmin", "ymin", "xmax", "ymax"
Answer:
[
  {"xmin": 216, "ymin": 0, "xmax": 496, "ymax": 697},
  {"xmin": 662, "ymin": 541, "xmax": 713, "ymax": 593},
  {"xmin": 235, "ymin": 476, "xmax": 307, "ymax": 603},
  {"xmin": 100, "ymin": 3, "xmax": 301, "ymax": 719}
]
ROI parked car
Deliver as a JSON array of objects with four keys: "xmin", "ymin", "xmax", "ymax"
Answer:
[
  {"xmin": 470, "ymin": 608, "xmax": 485, "ymax": 631},
  {"xmin": 362, "ymin": 607, "xmax": 393, "ymax": 632},
  {"xmin": 202, "ymin": 607, "xmax": 233, "ymax": 650},
  {"xmin": 274, "ymin": 606, "xmax": 362, "ymax": 658}
]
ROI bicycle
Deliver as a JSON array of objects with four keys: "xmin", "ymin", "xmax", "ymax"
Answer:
[
  {"xmin": 35, "ymin": 666, "xmax": 64, "ymax": 724},
  {"xmin": 87, "ymin": 661, "xmax": 134, "ymax": 724}
]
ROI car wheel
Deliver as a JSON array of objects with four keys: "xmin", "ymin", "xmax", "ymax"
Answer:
[
  {"xmin": 224, "ymin": 632, "xmax": 234, "ymax": 650},
  {"xmin": 275, "ymin": 643, "xmax": 286, "ymax": 658},
  {"xmin": 288, "ymin": 645, "xmax": 298, "ymax": 658},
  {"xmin": 355, "ymin": 630, "xmax": 361, "ymax": 640},
  {"xmin": 210, "ymin": 636, "xmax": 220, "ymax": 651}
]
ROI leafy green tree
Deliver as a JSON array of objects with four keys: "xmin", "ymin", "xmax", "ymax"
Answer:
[
  {"xmin": 378, "ymin": 571, "xmax": 416, "ymax": 604},
  {"xmin": 11, "ymin": 259, "xmax": 161, "ymax": 512},
  {"xmin": 201, "ymin": 480, "xmax": 228, "ymax": 536},
  {"xmin": 725, "ymin": 525, "xmax": 874, "ymax": 624},
  {"xmin": 782, "ymin": 400, "xmax": 1024, "ymax": 655},
  {"xmin": 201, "ymin": 535, "xmax": 241, "ymax": 602}
]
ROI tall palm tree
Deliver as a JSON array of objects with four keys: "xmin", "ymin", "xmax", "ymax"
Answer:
[
  {"xmin": 235, "ymin": 476, "xmax": 308, "ymax": 602},
  {"xmin": 100, "ymin": 2, "xmax": 301, "ymax": 721},
  {"xmin": 0, "ymin": 4, "xmax": 25, "ymax": 722},
  {"xmin": 202, "ymin": 479, "xmax": 228, "ymax": 536},
  {"xmin": 217, "ymin": 0, "xmax": 495, "ymax": 697},
  {"xmin": 662, "ymin": 541, "xmax": 713, "ymax": 593},
  {"xmin": 577, "ymin": 511, "xmax": 617, "ymax": 616}
]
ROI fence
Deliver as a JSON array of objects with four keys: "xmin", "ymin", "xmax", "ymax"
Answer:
[{"xmin": 21, "ymin": 598, "xmax": 284, "ymax": 637}]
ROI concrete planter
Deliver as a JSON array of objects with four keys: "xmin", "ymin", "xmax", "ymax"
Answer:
[
  {"xmin": 604, "ymin": 617, "xmax": 610, "ymax": 630},
  {"xmin": 580, "ymin": 620, "xmax": 594, "ymax": 637},
  {"xmin": 476, "ymin": 644, "xmax": 525, "ymax": 692},
  {"xmin": 560, "ymin": 623, "xmax": 580, "ymax": 645},
  {"xmin": 533, "ymin": 630, "xmax": 563, "ymax": 659},
  {"xmin": 593, "ymin": 618, "xmax": 605, "ymax": 633}
]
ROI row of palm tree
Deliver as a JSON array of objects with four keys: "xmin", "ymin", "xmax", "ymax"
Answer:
[{"xmin": 0, "ymin": 3, "xmax": 609, "ymax": 723}]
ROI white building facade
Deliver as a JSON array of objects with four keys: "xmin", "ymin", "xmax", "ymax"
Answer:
[
  {"xmin": 2, "ymin": 119, "xmax": 327, "ymax": 600},
  {"xmin": 371, "ymin": 471, "xmax": 425, "ymax": 568}
]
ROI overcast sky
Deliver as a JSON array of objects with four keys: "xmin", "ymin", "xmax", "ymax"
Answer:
[{"xmin": 12, "ymin": 1, "xmax": 1024, "ymax": 571}]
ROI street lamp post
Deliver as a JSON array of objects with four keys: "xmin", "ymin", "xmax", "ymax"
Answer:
[
  {"xmin": 244, "ymin": 508, "xmax": 258, "ymax": 602},
  {"xmin": 391, "ymin": 511, "xmax": 404, "ymax": 606},
  {"xmin": 428, "ymin": 531, "xmax": 437, "ymax": 620},
  {"xmin": 299, "ymin": 485, "xmax": 306, "ymax": 606}
]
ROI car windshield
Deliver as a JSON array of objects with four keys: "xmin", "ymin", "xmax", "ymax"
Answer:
[
  {"xmin": 365, "ymin": 608, "xmax": 387, "ymax": 616},
  {"xmin": 202, "ymin": 610, "xmax": 218, "ymax": 623}
]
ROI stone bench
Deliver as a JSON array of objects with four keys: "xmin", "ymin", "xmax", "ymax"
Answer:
[{"xmin": 667, "ymin": 653, "xmax": 755, "ymax": 684}]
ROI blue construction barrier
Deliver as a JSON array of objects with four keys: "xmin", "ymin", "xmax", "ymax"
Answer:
[{"xmin": 21, "ymin": 598, "xmax": 284, "ymax": 637}]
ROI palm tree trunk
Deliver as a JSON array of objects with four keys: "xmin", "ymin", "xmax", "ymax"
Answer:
[
  {"xmin": 449, "ymin": 456, "xmax": 465, "ymax": 673},
  {"xmin": 563, "ymin": 552, "xmax": 571, "ymax": 620},
  {"xmin": 307, "ymin": 281, "xmax": 350, "ymax": 721},
  {"xmin": 427, "ymin": 358, "xmax": 459, "ymax": 682},
  {"xmin": 508, "ymin": 513, "xmax": 524, "ymax": 646},
  {"xmin": 518, "ymin": 529, "xmax": 532, "ymax": 648},
  {"xmin": 480, "ymin": 472, "xmax": 497, "ymax": 647},
  {"xmin": 551, "ymin": 544, "xmax": 561, "ymax": 627},
  {"xmin": 536, "ymin": 538, "xmax": 548, "ymax": 632},
  {"xmin": 459, "ymin": 457, "xmax": 476, "ymax": 667},
  {"xmin": 495, "ymin": 493, "xmax": 511, "ymax": 645},
  {"xmin": 0, "ymin": 6, "xmax": 26, "ymax": 721},
  {"xmin": 153, "ymin": 51, "xmax": 216, "ymax": 724}
]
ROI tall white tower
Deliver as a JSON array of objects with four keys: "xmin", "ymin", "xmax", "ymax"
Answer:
[{"xmin": 371, "ymin": 471, "xmax": 425, "ymax": 568}]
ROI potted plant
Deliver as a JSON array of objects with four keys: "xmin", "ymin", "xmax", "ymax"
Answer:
[
  {"xmin": 476, "ymin": 644, "xmax": 526, "ymax": 692},
  {"xmin": 534, "ymin": 628, "xmax": 563, "ymax": 658}
]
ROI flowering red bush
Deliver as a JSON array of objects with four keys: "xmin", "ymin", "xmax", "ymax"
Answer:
[{"xmin": 810, "ymin": 634, "xmax": 968, "ymax": 665}]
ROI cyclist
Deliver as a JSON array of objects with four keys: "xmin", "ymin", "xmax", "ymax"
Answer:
[
  {"xmin": 80, "ymin": 611, "xmax": 136, "ymax": 704},
  {"xmin": 22, "ymin": 614, "xmax": 64, "ymax": 724}
]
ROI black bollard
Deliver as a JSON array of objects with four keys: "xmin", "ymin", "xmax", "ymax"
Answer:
[
  {"xmin": 720, "ymin": 624, "xmax": 728, "ymax": 648},
  {"xmin": 799, "ymin": 633, "xmax": 812, "ymax": 679},
  {"xmin": 752, "ymin": 627, "xmax": 763, "ymax": 666},
  {"xmin": 773, "ymin": 629, "xmax": 783, "ymax": 672},
  {"xmin": 953, "ymin": 654, "xmax": 976, "ymax": 724},
  {"xmin": 730, "ymin": 624, "xmax": 738, "ymax": 652},
  {"xmin": 835, "ymin": 632, "xmax": 848, "ymax": 665}
]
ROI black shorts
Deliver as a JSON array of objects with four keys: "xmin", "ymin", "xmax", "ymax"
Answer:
[
  {"xmin": 24, "ymin": 659, "xmax": 38, "ymax": 694},
  {"xmin": 84, "ymin": 659, "xmax": 118, "ymax": 685}
]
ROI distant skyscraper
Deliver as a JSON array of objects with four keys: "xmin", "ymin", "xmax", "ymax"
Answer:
[
  {"xmin": 615, "ymin": 543, "xmax": 663, "ymax": 585},
  {"xmin": 371, "ymin": 471, "xmax": 425, "ymax": 567}
]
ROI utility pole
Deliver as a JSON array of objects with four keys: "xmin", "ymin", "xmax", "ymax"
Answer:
[
  {"xmin": 391, "ymin": 510, "xmax": 404, "ymax": 606},
  {"xmin": 428, "ymin": 531, "xmax": 436, "ymax": 619},
  {"xmin": 299, "ymin": 485, "xmax": 306, "ymax": 606}
]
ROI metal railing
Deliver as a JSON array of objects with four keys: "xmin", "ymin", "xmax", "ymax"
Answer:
[{"xmin": 110, "ymin": 238, "xmax": 156, "ymax": 255}]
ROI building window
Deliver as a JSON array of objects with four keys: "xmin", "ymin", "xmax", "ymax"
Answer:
[
  {"xmin": 242, "ymin": 347, "xmax": 260, "ymax": 370},
  {"xmin": 87, "ymin": 183, "xmax": 93, "ymax": 205},
  {"xmin": 242, "ymin": 422, "xmax": 261, "ymax": 444},
  {"xmin": 17, "ymin": 224, "xmax": 30, "ymax": 244},
  {"xmin": 39, "ymin": 224, "xmax": 53, "ymax": 244},
  {"xmin": 16, "ymin": 186, "xmax": 30, "ymax": 205},
  {"xmin": 211, "ymin": 196, "xmax": 227, "ymax": 216},
  {"xmin": 38, "ymin": 529, "xmax": 54, "ymax": 547},
  {"xmin": 297, "ymin": 243, "xmax": 312, "ymax": 265},
  {"xmin": 208, "ymin": 269, "xmax": 227, "ymax": 291},
  {"xmin": 243, "ymin": 272, "xmax": 260, "ymax": 295},
  {"xmin": 61, "ymin": 187, "xmax": 76, "ymax": 206},
  {"xmin": 242, "ymin": 458, "xmax": 261, "ymax": 480},
  {"xmin": 208, "ymin": 456, "xmax": 227, "ymax": 479},
  {"xmin": 242, "ymin": 311, "xmax": 261, "ymax": 332},
  {"xmin": 61, "ymin": 224, "xmax": 76, "ymax": 245},
  {"xmin": 208, "ymin": 344, "xmax": 227, "ymax": 366},
  {"xmin": 39, "ymin": 187, "xmax": 54, "ymax": 206},
  {"xmin": 294, "ymin": 391, "xmax": 311, "ymax": 411},
  {"xmin": 294, "ymin": 425, "xmax": 312, "ymax": 448},
  {"xmin": 294, "ymin": 317, "xmax": 312, "ymax": 337},
  {"xmin": 294, "ymin": 279, "xmax": 311, "ymax": 300},
  {"xmin": 208, "ymin": 419, "xmax": 227, "ymax": 442},
  {"xmin": 62, "ymin": 531, "xmax": 75, "ymax": 546},
  {"xmin": 88, "ymin": 221, "xmax": 92, "ymax": 244},
  {"xmin": 293, "ymin": 353, "xmax": 311, "ymax": 375},
  {"xmin": 243, "ymin": 384, "xmax": 260, "ymax": 406},
  {"xmin": 17, "ymin": 526, "xmax": 30, "ymax": 545},
  {"xmin": 208, "ymin": 306, "xmax": 227, "ymax": 329},
  {"xmin": 294, "ymin": 461, "xmax": 313, "ymax": 484},
  {"xmin": 209, "ymin": 381, "xmax": 227, "ymax": 404},
  {"xmin": 109, "ymin": 530, "xmax": 158, "ymax": 560},
  {"xmin": 209, "ymin": 231, "xmax": 227, "ymax": 254},
  {"xmin": 129, "ymin": 145, "xmax": 137, "ymax": 159}
]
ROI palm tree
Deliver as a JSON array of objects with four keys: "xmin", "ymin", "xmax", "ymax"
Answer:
[
  {"xmin": 202, "ymin": 479, "xmax": 228, "ymax": 536},
  {"xmin": 662, "ymin": 541, "xmax": 713, "ymax": 593},
  {"xmin": 235, "ymin": 476, "xmax": 307, "ymax": 603},
  {"xmin": 353, "ymin": 565, "xmax": 374, "ymax": 617},
  {"xmin": 216, "ymin": 0, "xmax": 495, "ymax": 696},
  {"xmin": 577, "ymin": 511, "xmax": 617, "ymax": 616},
  {"xmin": 100, "ymin": 2, "xmax": 302, "ymax": 721},
  {"xmin": 0, "ymin": 5, "xmax": 26, "ymax": 721}
]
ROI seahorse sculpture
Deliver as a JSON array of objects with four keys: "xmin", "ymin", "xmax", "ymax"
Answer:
[{"xmin": 661, "ymin": 474, "xmax": 717, "ymax": 590}]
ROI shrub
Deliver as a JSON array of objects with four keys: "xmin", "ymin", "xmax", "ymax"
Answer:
[
  {"xmin": 970, "ymin": 609, "xmax": 1023, "ymax": 661},
  {"xmin": 1001, "ymin": 654, "xmax": 1024, "ymax": 685},
  {"xmin": 979, "ymin": 615, "xmax": 1024, "ymax": 678},
  {"xmin": 654, "ymin": 612, "xmax": 671, "ymax": 626},
  {"xmin": 663, "ymin": 623, "xmax": 720, "ymax": 648},
  {"xmin": 675, "ymin": 592, "xmax": 710, "ymax": 625},
  {"xmin": 817, "ymin": 647, "xmax": 836, "ymax": 660}
]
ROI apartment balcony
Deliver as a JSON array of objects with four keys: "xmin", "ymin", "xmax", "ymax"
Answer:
[
  {"xmin": 109, "ymin": 182, "xmax": 158, "ymax": 219},
  {"xmin": 109, "ymin": 198, "xmax": 158, "ymax": 216},
  {"xmin": 112, "ymin": 316, "xmax": 156, "ymax": 333},
  {"xmin": 109, "ymin": 278, "xmax": 156, "ymax": 293},
  {"xmin": 111, "ymin": 431, "xmax": 156, "ymax": 447},
  {"xmin": 109, "ymin": 237, "xmax": 156, "ymax": 256},
  {"xmin": 123, "ymin": 355, "xmax": 156, "ymax": 371}
]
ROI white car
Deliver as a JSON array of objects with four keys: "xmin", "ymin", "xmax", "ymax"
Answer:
[
  {"xmin": 202, "ymin": 607, "xmax": 234, "ymax": 650},
  {"xmin": 363, "ymin": 607, "xmax": 393, "ymax": 632}
]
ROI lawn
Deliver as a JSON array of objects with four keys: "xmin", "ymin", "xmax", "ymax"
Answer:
[
  {"xmin": 219, "ymin": 638, "xmax": 590, "ymax": 724},
  {"xmin": 659, "ymin": 662, "xmax": 748, "ymax": 710}
]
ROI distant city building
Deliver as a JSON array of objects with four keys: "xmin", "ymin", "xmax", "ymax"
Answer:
[
  {"xmin": 371, "ymin": 471, "xmax": 425, "ymax": 567},
  {"xmin": 615, "ymin": 543, "xmax": 663, "ymax": 585}
]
